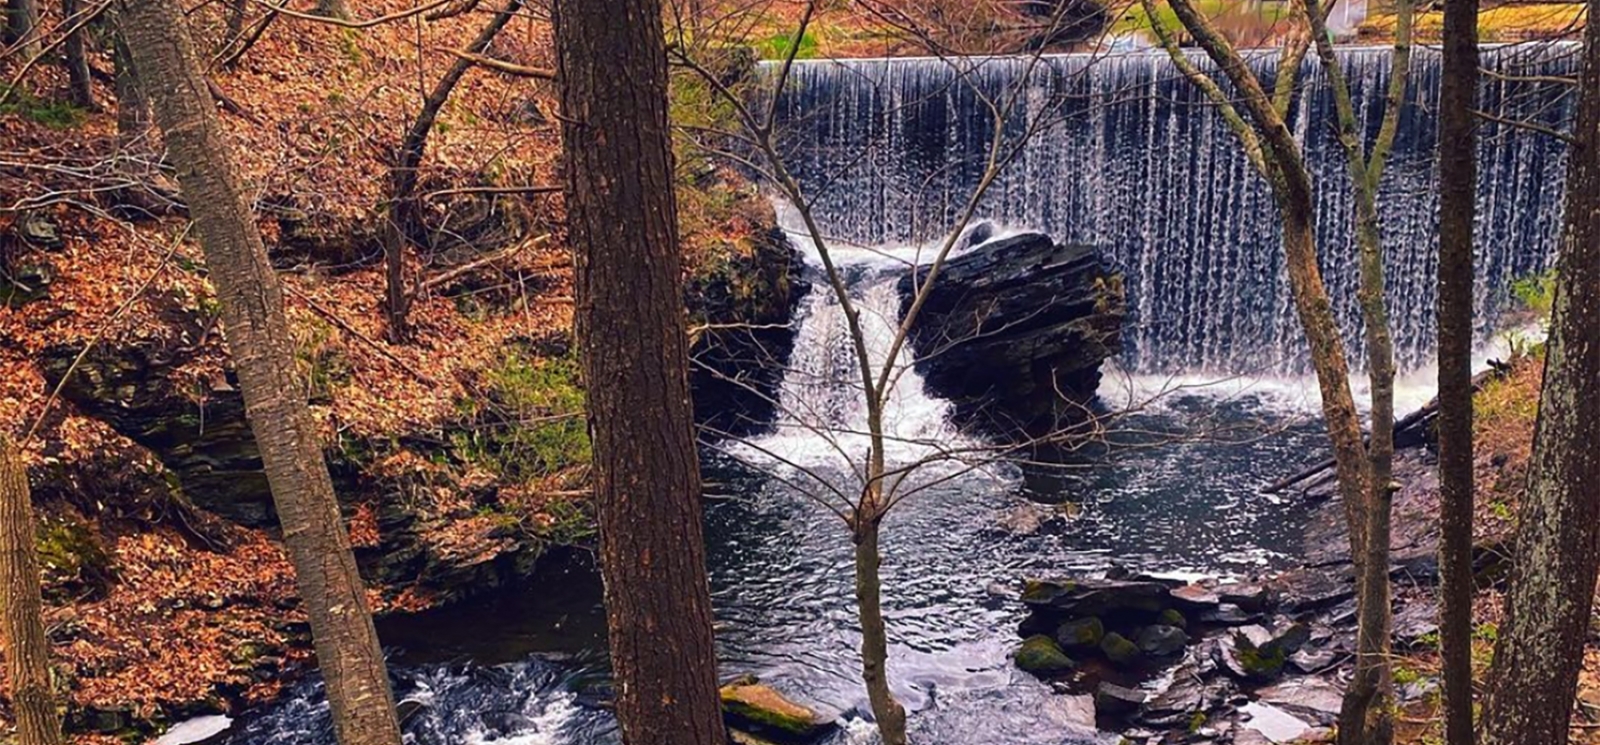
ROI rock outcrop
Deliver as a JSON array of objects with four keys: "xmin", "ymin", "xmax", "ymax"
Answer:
[
  {"xmin": 898, "ymin": 233, "xmax": 1123, "ymax": 436},
  {"xmin": 685, "ymin": 228, "xmax": 808, "ymax": 438}
]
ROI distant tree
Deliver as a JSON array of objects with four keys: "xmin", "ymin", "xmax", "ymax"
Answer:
[
  {"xmin": 62, "ymin": 0, "xmax": 94, "ymax": 108},
  {"xmin": 0, "ymin": 435, "xmax": 64, "ymax": 745},
  {"xmin": 1434, "ymin": 0, "xmax": 1479, "ymax": 735},
  {"xmin": 114, "ymin": 1, "xmax": 406, "ymax": 744},
  {"xmin": 4, "ymin": 0, "xmax": 40, "ymax": 58},
  {"xmin": 552, "ymin": 1, "xmax": 729, "ymax": 744},
  {"xmin": 1480, "ymin": 5, "xmax": 1600, "ymax": 743}
]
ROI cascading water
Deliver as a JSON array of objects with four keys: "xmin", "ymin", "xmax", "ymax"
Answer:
[
  {"xmin": 739, "ymin": 223, "xmax": 973, "ymax": 481},
  {"xmin": 768, "ymin": 44, "xmax": 1578, "ymax": 375}
]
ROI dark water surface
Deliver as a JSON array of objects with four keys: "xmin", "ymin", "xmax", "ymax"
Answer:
[{"xmin": 221, "ymin": 393, "xmax": 1329, "ymax": 745}]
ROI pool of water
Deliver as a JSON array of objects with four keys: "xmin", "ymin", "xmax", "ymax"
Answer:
[{"xmin": 220, "ymin": 391, "xmax": 1329, "ymax": 745}]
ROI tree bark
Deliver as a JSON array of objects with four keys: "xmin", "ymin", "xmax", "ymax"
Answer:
[
  {"xmin": 1303, "ymin": 0, "xmax": 1410, "ymax": 738},
  {"xmin": 854, "ymin": 502, "xmax": 908, "ymax": 745},
  {"xmin": 63, "ymin": 0, "xmax": 94, "ymax": 109},
  {"xmin": 113, "ymin": 2, "xmax": 404, "ymax": 744},
  {"xmin": 5, "ymin": 0, "xmax": 40, "ymax": 59},
  {"xmin": 1435, "ymin": 0, "xmax": 1479, "ymax": 737},
  {"xmin": 0, "ymin": 436, "xmax": 65, "ymax": 745},
  {"xmin": 1480, "ymin": 6, "xmax": 1600, "ymax": 744},
  {"xmin": 553, "ymin": 1, "xmax": 728, "ymax": 745},
  {"xmin": 383, "ymin": 0, "xmax": 520, "ymax": 341},
  {"xmin": 112, "ymin": 30, "xmax": 149, "ymax": 143}
]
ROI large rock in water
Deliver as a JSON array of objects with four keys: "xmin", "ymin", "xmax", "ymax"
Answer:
[{"xmin": 898, "ymin": 233, "xmax": 1123, "ymax": 435}]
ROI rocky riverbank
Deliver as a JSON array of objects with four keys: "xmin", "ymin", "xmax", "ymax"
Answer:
[{"xmin": 1005, "ymin": 359, "xmax": 1540, "ymax": 744}]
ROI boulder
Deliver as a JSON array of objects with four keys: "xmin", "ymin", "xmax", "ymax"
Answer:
[
  {"xmin": 1014, "ymin": 635, "xmax": 1076, "ymax": 676},
  {"xmin": 1054, "ymin": 616, "xmax": 1105, "ymax": 652},
  {"xmin": 1215, "ymin": 623, "xmax": 1304, "ymax": 682},
  {"xmin": 719, "ymin": 676, "xmax": 835, "ymax": 742},
  {"xmin": 899, "ymin": 233, "xmax": 1124, "ymax": 435},
  {"xmin": 685, "ymin": 228, "xmax": 808, "ymax": 438},
  {"xmin": 1170, "ymin": 584, "xmax": 1220, "ymax": 611},
  {"xmin": 1094, "ymin": 681, "xmax": 1147, "ymax": 717},
  {"xmin": 1135, "ymin": 624, "xmax": 1188, "ymax": 657},
  {"xmin": 1257, "ymin": 677, "xmax": 1343, "ymax": 727},
  {"xmin": 1101, "ymin": 631, "xmax": 1141, "ymax": 665},
  {"xmin": 1022, "ymin": 576, "xmax": 1171, "ymax": 620}
]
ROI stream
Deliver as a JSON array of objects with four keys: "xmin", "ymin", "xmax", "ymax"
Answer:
[{"xmin": 219, "ymin": 231, "xmax": 1338, "ymax": 745}]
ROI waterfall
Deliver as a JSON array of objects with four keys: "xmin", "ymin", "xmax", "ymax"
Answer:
[
  {"xmin": 767, "ymin": 44, "xmax": 1578, "ymax": 376},
  {"xmin": 740, "ymin": 224, "xmax": 974, "ymax": 480}
]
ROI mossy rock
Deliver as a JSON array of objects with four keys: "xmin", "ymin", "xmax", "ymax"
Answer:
[
  {"xmin": 1055, "ymin": 616, "xmax": 1105, "ymax": 652},
  {"xmin": 720, "ymin": 676, "xmax": 832, "ymax": 740},
  {"xmin": 1015, "ymin": 635, "xmax": 1076, "ymax": 676},
  {"xmin": 1100, "ymin": 631, "xmax": 1141, "ymax": 665},
  {"xmin": 1159, "ymin": 608, "xmax": 1188, "ymax": 630}
]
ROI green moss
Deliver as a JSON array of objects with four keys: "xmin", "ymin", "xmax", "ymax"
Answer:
[
  {"xmin": 36, "ymin": 516, "xmax": 113, "ymax": 596},
  {"xmin": 293, "ymin": 317, "xmax": 352, "ymax": 404},
  {"xmin": 1233, "ymin": 634, "xmax": 1287, "ymax": 678},
  {"xmin": 1014, "ymin": 635, "xmax": 1076, "ymax": 675},
  {"xmin": 1187, "ymin": 711, "xmax": 1207, "ymax": 734},
  {"xmin": 720, "ymin": 678, "xmax": 825, "ymax": 736},
  {"xmin": 1100, "ymin": 631, "xmax": 1141, "ymax": 665},
  {"xmin": 1055, "ymin": 616, "xmax": 1105, "ymax": 651},
  {"xmin": 1159, "ymin": 608, "xmax": 1188, "ymax": 630}
]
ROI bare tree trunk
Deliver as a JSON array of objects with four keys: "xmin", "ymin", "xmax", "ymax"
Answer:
[
  {"xmin": 0, "ymin": 436, "xmax": 64, "ymax": 745},
  {"xmin": 854, "ymin": 501, "xmax": 908, "ymax": 745},
  {"xmin": 113, "ymin": 2, "xmax": 404, "ymax": 744},
  {"xmin": 1302, "ymin": 0, "xmax": 1410, "ymax": 737},
  {"xmin": 1435, "ymin": 0, "xmax": 1480, "ymax": 736},
  {"xmin": 113, "ymin": 31, "xmax": 150, "ymax": 143},
  {"xmin": 1480, "ymin": 7, "xmax": 1600, "ymax": 743},
  {"xmin": 383, "ymin": 0, "xmax": 520, "ymax": 341},
  {"xmin": 5, "ymin": 0, "xmax": 40, "ymax": 59},
  {"xmin": 63, "ymin": 0, "xmax": 95, "ymax": 108},
  {"xmin": 553, "ymin": 1, "xmax": 728, "ymax": 744}
]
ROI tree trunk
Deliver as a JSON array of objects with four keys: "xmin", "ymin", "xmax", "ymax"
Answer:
[
  {"xmin": 0, "ymin": 436, "xmax": 65, "ymax": 745},
  {"xmin": 63, "ymin": 0, "xmax": 94, "ymax": 109},
  {"xmin": 383, "ymin": 0, "xmax": 520, "ymax": 342},
  {"xmin": 113, "ymin": 2, "xmax": 405, "ymax": 744},
  {"xmin": 1435, "ymin": 0, "xmax": 1479, "ymax": 737},
  {"xmin": 113, "ymin": 31, "xmax": 150, "ymax": 143},
  {"xmin": 553, "ymin": 1, "xmax": 728, "ymax": 744},
  {"xmin": 1480, "ymin": 6, "xmax": 1600, "ymax": 744},
  {"xmin": 5, "ymin": 0, "xmax": 40, "ymax": 59},
  {"xmin": 854, "ymin": 500, "xmax": 908, "ymax": 745}
]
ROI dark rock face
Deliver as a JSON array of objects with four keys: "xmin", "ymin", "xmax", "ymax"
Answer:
[
  {"xmin": 898, "ymin": 233, "xmax": 1123, "ymax": 435},
  {"xmin": 41, "ymin": 343, "xmax": 276, "ymax": 526},
  {"xmin": 685, "ymin": 228, "xmax": 808, "ymax": 438}
]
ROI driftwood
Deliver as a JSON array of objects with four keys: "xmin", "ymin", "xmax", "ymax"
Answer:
[{"xmin": 1265, "ymin": 362, "xmax": 1516, "ymax": 495}]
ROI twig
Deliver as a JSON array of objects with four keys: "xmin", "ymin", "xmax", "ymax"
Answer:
[
  {"xmin": 449, "ymin": 50, "xmax": 556, "ymax": 79},
  {"xmin": 25, "ymin": 224, "xmax": 192, "ymax": 445},
  {"xmin": 282, "ymin": 285, "xmax": 441, "ymax": 387},
  {"xmin": 1473, "ymin": 107, "xmax": 1575, "ymax": 144},
  {"xmin": 412, "ymin": 234, "xmax": 546, "ymax": 295},
  {"xmin": 242, "ymin": 0, "xmax": 454, "ymax": 29}
]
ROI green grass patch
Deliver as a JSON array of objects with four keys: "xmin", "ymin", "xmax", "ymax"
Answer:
[
  {"xmin": 454, "ymin": 350, "xmax": 590, "ymax": 481},
  {"xmin": 0, "ymin": 91, "xmax": 89, "ymax": 129}
]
